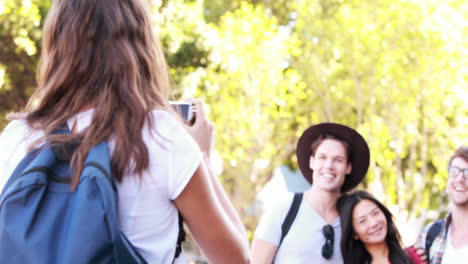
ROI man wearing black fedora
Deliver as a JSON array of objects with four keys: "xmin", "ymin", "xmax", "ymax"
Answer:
[{"xmin": 251, "ymin": 123, "xmax": 370, "ymax": 263}]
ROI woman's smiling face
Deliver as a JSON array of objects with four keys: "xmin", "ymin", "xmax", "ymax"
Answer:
[{"xmin": 352, "ymin": 199, "xmax": 388, "ymax": 245}]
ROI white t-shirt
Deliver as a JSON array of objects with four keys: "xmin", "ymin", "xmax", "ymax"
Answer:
[
  {"xmin": 254, "ymin": 193, "xmax": 343, "ymax": 264},
  {"xmin": 441, "ymin": 226, "xmax": 468, "ymax": 264},
  {"xmin": 0, "ymin": 109, "xmax": 202, "ymax": 264}
]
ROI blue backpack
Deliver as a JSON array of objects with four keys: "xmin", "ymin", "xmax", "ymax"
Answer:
[{"xmin": 0, "ymin": 127, "xmax": 147, "ymax": 263}]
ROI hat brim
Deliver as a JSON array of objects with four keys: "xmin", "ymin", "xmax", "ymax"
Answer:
[{"xmin": 296, "ymin": 123, "xmax": 370, "ymax": 193}]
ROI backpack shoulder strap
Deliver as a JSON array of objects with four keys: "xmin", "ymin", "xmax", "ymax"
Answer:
[
  {"xmin": 172, "ymin": 211, "xmax": 186, "ymax": 264},
  {"xmin": 0, "ymin": 148, "xmax": 40, "ymax": 197},
  {"xmin": 1, "ymin": 124, "xmax": 73, "ymax": 196},
  {"xmin": 425, "ymin": 220, "xmax": 443, "ymax": 260},
  {"xmin": 272, "ymin": 193, "xmax": 303, "ymax": 263},
  {"xmin": 279, "ymin": 193, "xmax": 303, "ymax": 246}
]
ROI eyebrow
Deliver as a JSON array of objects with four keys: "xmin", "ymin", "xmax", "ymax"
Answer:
[
  {"xmin": 316, "ymin": 153, "xmax": 346, "ymax": 159},
  {"xmin": 355, "ymin": 206, "xmax": 379, "ymax": 220}
]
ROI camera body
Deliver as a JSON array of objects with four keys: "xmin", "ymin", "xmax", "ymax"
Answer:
[{"xmin": 169, "ymin": 101, "xmax": 195, "ymax": 123}]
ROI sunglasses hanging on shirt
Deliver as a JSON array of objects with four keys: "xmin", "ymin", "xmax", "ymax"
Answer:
[{"xmin": 322, "ymin": 224, "xmax": 334, "ymax": 259}]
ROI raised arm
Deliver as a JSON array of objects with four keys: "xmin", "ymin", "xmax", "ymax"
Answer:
[
  {"xmin": 174, "ymin": 160, "xmax": 249, "ymax": 263},
  {"xmin": 175, "ymin": 99, "xmax": 249, "ymax": 263}
]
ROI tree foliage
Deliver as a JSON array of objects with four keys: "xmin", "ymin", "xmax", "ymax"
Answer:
[
  {"xmin": 0, "ymin": 0, "xmax": 49, "ymax": 127},
  {"xmin": 291, "ymin": 0, "xmax": 467, "ymax": 223}
]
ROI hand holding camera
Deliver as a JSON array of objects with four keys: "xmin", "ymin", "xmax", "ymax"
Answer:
[
  {"xmin": 173, "ymin": 99, "xmax": 214, "ymax": 157},
  {"xmin": 170, "ymin": 101, "xmax": 196, "ymax": 124}
]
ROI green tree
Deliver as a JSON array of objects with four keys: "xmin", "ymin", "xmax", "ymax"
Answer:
[
  {"xmin": 290, "ymin": 0, "xmax": 467, "ymax": 232},
  {"xmin": 198, "ymin": 2, "xmax": 302, "ymax": 231},
  {"xmin": 0, "ymin": 0, "xmax": 49, "ymax": 126}
]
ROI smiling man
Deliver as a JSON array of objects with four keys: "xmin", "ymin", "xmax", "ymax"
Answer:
[
  {"xmin": 415, "ymin": 146, "xmax": 468, "ymax": 264},
  {"xmin": 251, "ymin": 123, "xmax": 370, "ymax": 264}
]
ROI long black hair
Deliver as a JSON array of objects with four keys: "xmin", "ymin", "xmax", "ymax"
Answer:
[{"xmin": 337, "ymin": 190, "xmax": 412, "ymax": 264}]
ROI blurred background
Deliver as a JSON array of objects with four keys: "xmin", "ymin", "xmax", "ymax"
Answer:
[{"xmin": 1, "ymin": 0, "xmax": 467, "ymax": 261}]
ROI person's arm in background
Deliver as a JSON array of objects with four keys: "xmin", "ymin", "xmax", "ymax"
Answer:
[
  {"xmin": 410, "ymin": 223, "xmax": 432, "ymax": 264},
  {"xmin": 175, "ymin": 99, "xmax": 250, "ymax": 263},
  {"xmin": 250, "ymin": 193, "xmax": 288, "ymax": 263},
  {"xmin": 185, "ymin": 98, "xmax": 247, "ymax": 239},
  {"xmin": 250, "ymin": 238, "xmax": 278, "ymax": 264},
  {"xmin": 406, "ymin": 246, "xmax": 427, "ymax": 264},
  {"xmin": 202, "ymin": 154, "xmax": 248, "ymax": 239}
]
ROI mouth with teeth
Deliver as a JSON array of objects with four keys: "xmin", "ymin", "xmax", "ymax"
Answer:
[
  {"xmin": 322, "ymin": 173, "xmax": 336, "ymax": 179},
  {"xmin": 452, "ymin": 185, "xmax": 467, "ymax": 192}
]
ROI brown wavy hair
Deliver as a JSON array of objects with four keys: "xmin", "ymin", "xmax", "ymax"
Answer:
[
  {"xmin": 449, "ymin": 146, "xmax": 468, "ymax": 165},
  {"xmin": 16, "ymin": 0, "xmax": 173, "ymax": 188}
]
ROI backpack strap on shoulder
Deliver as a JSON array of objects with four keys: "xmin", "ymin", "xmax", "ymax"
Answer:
[
  {"xmin": 279, "ymin": 193, "xmax": 303, "ymax": 246},
  {"xmin": 1, "ymin": 123, "xmax": 75, "ymax": 195},
  {"xmin": 425, "ymin": 220, "xmax": 443, "ymax": 261},
  {"xmin": 50, "ymin": 123, "xmax": 80, "ymax": 161},
  {"xmin": 172, "ymin": 211, "xmax": 186, "ymax": 264},
  {"xmin": 52, "ymin": 140, "xmax": 81, "ymax": 161},
  {"xmin": 271, "ymin": 193, "xmax": 302, "ymax": 264}
]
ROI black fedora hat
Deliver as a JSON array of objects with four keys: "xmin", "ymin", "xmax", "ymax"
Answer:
[{"xmin": 296, "ymin": 123, "xmax": 370, "ymax": 193}]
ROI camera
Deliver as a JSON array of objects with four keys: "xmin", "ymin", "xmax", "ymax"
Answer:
[{"xmin": 169, "ymin": 101, "xmax": 195, "ymax": 123}]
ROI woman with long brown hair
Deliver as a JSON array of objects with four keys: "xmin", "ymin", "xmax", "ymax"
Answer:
[{"xmin": 0, "ymin": 0, "xmax": 249, "ymax": 263}]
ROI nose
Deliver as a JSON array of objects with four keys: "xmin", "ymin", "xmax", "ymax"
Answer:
[
  {"xmin": 453, "ymin": 172, "xmax": 467, "ymax": 183},
  {"xmin": 324, "ymin": 158, "xmax": 334, "ymax": 168},
  {"xmin": 369, "ymin": 216, "xmax": 379, "ymax": 228}
]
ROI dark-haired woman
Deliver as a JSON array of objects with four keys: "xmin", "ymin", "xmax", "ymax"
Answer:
[
  {"xmin": 0, "ymin": 0, "xmax": 249, "ymax": 263},
  {"xmin": 338, "ymin": 190, "xmax": 425, "ymax": 264}
]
